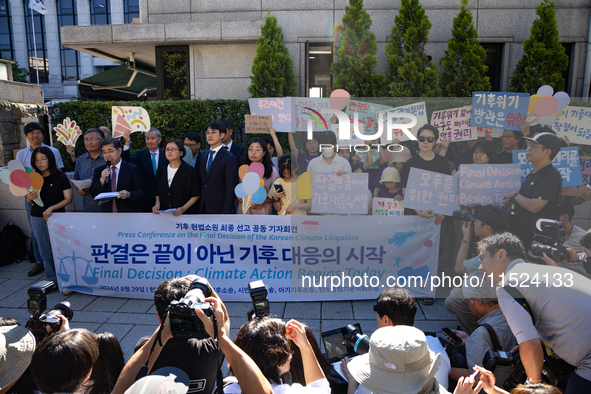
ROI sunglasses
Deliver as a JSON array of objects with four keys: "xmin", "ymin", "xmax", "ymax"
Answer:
[{"xmin": 418, "ymin": 136, "xmax": 436, "ymax": 143}]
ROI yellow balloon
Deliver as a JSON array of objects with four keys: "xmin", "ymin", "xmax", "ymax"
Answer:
[
  {"xmin": 296, "ymin": 171, "xmax": 312, "ymax": 200},
  {"xmin": 260, "ymin": 178, "xmax": 264, "ymax": 187},
  {"xmin": 528, "ymin": 94, "xmax": 542, "ymax": 112},
  {"xmin": 554, "ymin": 110, "xmax": 563, "ymax": 120}
]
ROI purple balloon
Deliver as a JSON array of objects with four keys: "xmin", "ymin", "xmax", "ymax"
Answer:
[{"xmin": 250, "ymin": 162, "xmax": 265, "ymax": 178}]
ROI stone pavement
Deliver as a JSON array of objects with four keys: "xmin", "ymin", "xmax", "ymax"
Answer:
[{"xmin": 0, "ymin": 259, "xmax": 458, "ymax": 363}]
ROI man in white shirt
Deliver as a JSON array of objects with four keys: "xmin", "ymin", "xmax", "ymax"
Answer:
[{"xmin": 307, "ymin": 131, "xmax": 351, "ymax": 174}]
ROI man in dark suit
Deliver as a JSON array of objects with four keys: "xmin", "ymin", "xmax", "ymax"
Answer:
[
  {"xmin": 90, "ymin": 138, "xmax": 144, "ymax": 213},
  {"xmin": 122, "ymin": 127, "xmax": 168, "ymax": 212},
  {"xmin": 196, "ymin": 121, "xmax": 238, "ymax": 214},
  {"xmin": 220, "ymin": 119, "xmax": 246, "ymax": 160}
]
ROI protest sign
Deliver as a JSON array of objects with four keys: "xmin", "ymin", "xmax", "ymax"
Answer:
[
  {"xmin": 512, "ymin": 146, "xmax": 583, "ymax": 187},
  {"xmin": 48, "ymin": 213, "xmax": 440, "ymax": 300},
  {"xmin": 355, "ymin": 149, "xmax": 381, "ymax": 169},
  {"xmin": 458, "ymin": 164, "xmax": 521, "ymax": 205},
  {"xmin": 562, "ymin": 156, "xmax": 591, "ymax": 196},
  {"xmin": 403, "ymin": 168, "xmax": 459, "ymax": 216},
  {"xmin": 471, "ymin": 92, "xmax": 530, "ymax": 131},
  {"xmin": 372, "ymin": 197, "xmax": 403, "ymax": 216},
  {"xmin": 248, "ymin": 97, "xmax": 295, "ymax": 132},
  {"xmin": 476, "ymin": 125, "xmax": 503, "ymax": 138},
  {"xmin": 376, "ymin": 102, "xmax": 428, "ymax": 144},
  {"xmin": 54, "ymin": 117, "xmax": 82, "ymax": 147},
  {"xmin": 311, "ymin": 172, "xmax": 370, "ymax": 214},
  {"xmin": 551, "ymin": 106, "xmax": 591, "ymax": 146},
  {"xmin": 111, "ymin": 106, "xmax": 151, "ymax": 138},
  {"xmin": 244, "ymin": 115, "xmax": 272, "ymax": 134},
  {"xmin": 295, "ymin": 97, "xmax": 331, "ymax": 131},
  {"xmin": 431, "ymin": 106, "xmax": 476, "ymax": 142}
]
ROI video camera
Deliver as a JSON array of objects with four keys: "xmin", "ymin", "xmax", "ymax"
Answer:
[
  {"xmin": 167, "ymin": 276, "xmax": 213, "ymax": 339},
  {"xmin": 452, "ymin": 204, "xmax": 481, "ymax": 222},
  {"xmin": 530, "ymin": 219, "xmax": 569, "ymax": 264},
  {"xmin": 247, "ymin": 280, "xmax": 269, "ymax": 321},
  {"xmin": 25, "ymin": 280, "xmax": 73, "ymax": 342}
]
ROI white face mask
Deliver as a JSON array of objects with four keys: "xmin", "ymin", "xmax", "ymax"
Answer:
[{"xmin": 322, "ymin": 148, "xmax": 335, "ymax": 158}]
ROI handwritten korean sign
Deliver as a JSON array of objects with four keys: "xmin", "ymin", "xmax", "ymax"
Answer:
[
  {"xmin": 471, "ymin": 92, "xmax": 530, "ymax": 131},
  {"xmin": 376, "ymin": 102, "xmax": 429, "ymax": 144},
  {"xmin": 311, "ymin": 173, "xmax": 370, "ymax": 214},
  {"xmin": 551, "ymin": 106, "xmax": 591, "ymax": 146},
  {"xmin": 248, "ymin": 97, "xmax": 295, "ymax": 132},
  {"xmin": 562, "ymin": 156, "xmax": 591, "ymax": 196},
  {"xmin": 512, "ymin": 146, "xmax": 583, "ymax": 187},
  {"xmin": 403, "ymin": 168, "xmax": 459, "ymax": 216},
  {"xmin": 244, "ymin": 115, "xmax": 272, "ymax": 134},
  {"xmin": 372, "ymin": 197, "xmax": 403, "ymax": 216},
  {"xmin": 458, "ymin": 164, "xmax": 522, "ymax": 205},
  {"xmin": 431, "ymin": 106, "xmax": 476, "ymax": 142}
]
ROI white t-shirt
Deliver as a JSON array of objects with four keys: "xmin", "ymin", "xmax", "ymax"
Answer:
[
  {"xmin": 167, "ymin": 165, "xmax": 179, "ymax": 187},
  {"xmin": 224, "ymin": 378, "xmax": 330, "ymax": 394},
  {"xmin": 307, "ymin": 154, "xmax": 351, "ymax": 174}
]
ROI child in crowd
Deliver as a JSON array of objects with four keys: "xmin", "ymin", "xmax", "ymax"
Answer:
[
  {"xmin": 288, "ymin": 132, "xmax": 319, "ymax": 173},
  {"xmin": 373, "ymin": 167, "xmax": 403, "ymax": 200},
  {"xmin": 338, "ymin": 146, "xmax": 364, "ymax": 172},
  {"xmin": 269, "ymin": 154, "xmax": 310, "ymax": 216},
  {"xmin": 264, "ymin": 127, "xmax": 283, "ymax": 169}
]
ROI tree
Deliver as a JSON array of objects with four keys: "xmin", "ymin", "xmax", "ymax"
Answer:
[
  {"xmin": 385, "ymin": 0, "xmax": 440, "ymax": 97},
  {"xmin": 509, "ymin": 0, "xmax": 568, "ymax": 93},
  {"xmin": 7, "ymin": 59, "xmax": 30, "ymax": 83},
  {"xmin": 439, "ymin": 0, "xmax": 490, "ymax": 97},
  {"xmin": 330, "ymin": 0, "xmax": 388, "ymax": 97},
  {"xmin": 248, "ymin": 13, "xmax": 296, "ymax": 98}
]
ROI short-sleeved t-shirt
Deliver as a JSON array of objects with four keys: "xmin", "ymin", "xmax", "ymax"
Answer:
[
  {"xmin": 377, "ymin": 187, "xmax": 403, "ymax": 199},
  {"xmin": 463, "ymin": 255, "xmax": 481, "ymax": 274},
  {"xmin": 31, "ymin": 173, "xmax": 71, "ymax": 217},
  {"xmin": 495, "ymin": 150, "xmax": 513, "ymax": 164},
  {"xmin": 508, "ymin": 164, "xmax": 562, "ymax": 249},
  {"xmin": 297, "ymin": 150, "xmax": 319, "ymax": 173}
]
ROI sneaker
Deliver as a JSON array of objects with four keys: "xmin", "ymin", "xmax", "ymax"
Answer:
[
  {"xmin": 27, "ymin": 263, "xmax": 44, "ymax": 277},
  {"xmin": 62, "ymin": 289, "xmax": 74, "ymax": 296}
]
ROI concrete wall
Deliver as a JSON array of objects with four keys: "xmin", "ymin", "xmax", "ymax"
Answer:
[{"xmin": 143, "ymin": 0, "xmax": 590, "ymax": 99}]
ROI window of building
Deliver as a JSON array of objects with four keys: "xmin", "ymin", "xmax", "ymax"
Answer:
[
  {"xmin": 124, "ymin": 0, "xmax": 139, "ymax": 24},
  {"xmin": 306, "ymin": 42, "xmax": 332, "ymax": 97},
  {"xmin": 481, "ymin": 43, "xmax": 503, "ymax": 92},
  {"xmin": 91, "ymin": 0, "xmax": 110, "ymax": 25},
  {"xmin": 0, "ymin": 0, "xmax": 14, "ymax": 62},
  {"xmin": 24, "ymin": 3, "xmax": 48, "ymax": 83},
  {"xmin": 58, "ymin": 0, "xmax": 79, "ymax": 81},
  {"xmin": 156, "ymin": 46, "xmax": 190, "ymax": 100}
]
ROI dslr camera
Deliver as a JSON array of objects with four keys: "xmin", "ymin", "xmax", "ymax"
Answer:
[
  {"xmin": 452, "ymin": 204, "xmax": 481, "ymax": 222},
  {"xmin": 342, "ymin": 324, "xmax": 370, "ymax": 355},
  {"xmin": 530, "ymin": 219, "xmax": 569, "ymax": 264},
  {"xmin": 25, "ymin": 280, "xmax": 73, "ymax": 342},
  {"xmin": 247, "ymin": 280, "xmax": 269, "ymax": 320},
  {"xmin": 167, "ymin": 276, "xmax": 213, "ymax": 340}
]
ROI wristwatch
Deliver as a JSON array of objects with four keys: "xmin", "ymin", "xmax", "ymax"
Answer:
[
  {"xmin": 461, "ymin": 240, "xmax": 468, "ymax": 244},
  {"xmin": 511, "ymin": 192, "xmax": 519, "ymax": 200}
]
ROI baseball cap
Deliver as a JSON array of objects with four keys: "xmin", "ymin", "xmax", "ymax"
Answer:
[
  {"xmin": 124, "ymin": 367, "xmax": 190, "ymax": 394},
  {"xmin": 524, "ymin": 132, "xmax": 561, "ymax": 158}
]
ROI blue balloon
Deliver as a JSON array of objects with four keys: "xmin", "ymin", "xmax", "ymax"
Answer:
[
  {"xmin": 252, "ymin": 186, "xmax": 267, "ymax": 204},
  {"xmin": 234, "ymin": 183, "xmax": 246, "ymax": 199}
]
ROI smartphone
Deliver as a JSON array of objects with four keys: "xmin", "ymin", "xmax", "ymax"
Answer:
[
  {"xmin": 442, "ymin": 328, "xmax": 462, "ymax": 345},
  {"xmin": 274, "ymin": 184, "xmax": 284, "ymax": 193}
]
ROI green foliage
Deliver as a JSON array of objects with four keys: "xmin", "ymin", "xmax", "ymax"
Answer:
[
  {"xmin": 49, "ymin": 99, "xmax": 289, "ymax": 172},
  {"xmin": 385, "ymin": 0, "xmax": 440, "ymax": 97},
  {"xmin": 330, "ymin": 0, "xmax": 388, "ymax": 97},
  {"xmin": 439, "ymin": 0, "xmax": 490, "ymax": 97},
  {"xmin": 248, "ymin": 13, "xmax": 297, "ymax": 98},
  {"xmin": 162, "ymin": 52, "xmax": 188, "ymax": 100},
  {"xmin": 509, "ymin": 0, "xmax": 568, "ymax": 94},
  {"xmin": 7, "ymin": 59, "xmax": 30, "ymax": 83}
]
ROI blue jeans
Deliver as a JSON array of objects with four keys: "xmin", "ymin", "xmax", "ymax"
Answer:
[
  {"xmin": 24, "ymin": 197, "xmax": 43, "ymax": 264},
  {"xmin": 30, "ymin": 216, "xmax": 57, "ymax": 283}
]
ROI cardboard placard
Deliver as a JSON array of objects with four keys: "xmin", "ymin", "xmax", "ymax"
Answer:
[
  {"xmin": 376, "ymin": 102, "xmax": 429, "ymax": 144},
  {"xmin": 458, "ymin": 164, "xmax": 522, "ymax": 205},
  {"xmin": 512, "ymin": 146, "xmax": 583, "ymax": 187},
  {"xmin": 311, "ymin": 173, "xmax": 370, "ymax": 214},
  {"xmin": 551, "ymin": 106, "xmax": 591, "ymax": 146},
  {"xmin": 111, "ymin": 106, "xmax": 151, "ymax": 138},
  {"xmin": 244, "ymin": 115, "xmax": 273, "ymax": 134},
  {"xmin": 563, "ymin": 156, "xmax": 591, "ymax": 196},
  {"xmin": 471, "ymin": 92, "xmax": 530, "ymax": 131},
  {"xmin": 372, "ymin": 197, "xmax": 403, "ymax": 216},
  {"xmin": 403, "ymin": 168, "xmax": 459, "ymax": 216},
  {"xmin": 248, "ymin": 98, "xmax": 295, "ymax": 132}
]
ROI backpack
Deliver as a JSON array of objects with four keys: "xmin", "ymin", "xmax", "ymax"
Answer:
[{"xmin": 0, "ymin": 221, "xmax": 27, "ymax": 266}]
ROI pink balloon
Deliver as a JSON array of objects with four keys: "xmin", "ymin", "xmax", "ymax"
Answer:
[
  {"xmin": 330, "ymin": 89, "xmax": 350, "ymax": 111},
  {"xmin": 249, "ymin": 162, "xmax": 265, "ymax": 178},
  {"xmin": 10, "ymin": 169, "xmax": 32, "ymax": 189},
  {"xmin": 534, "ymin": 96, "xmax": 559, "ymax": 117}
]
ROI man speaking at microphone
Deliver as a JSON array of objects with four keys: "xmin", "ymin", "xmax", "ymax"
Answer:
[{"xmin": 90, "ymin": 138, "xmax": 144, "ymax": 212}]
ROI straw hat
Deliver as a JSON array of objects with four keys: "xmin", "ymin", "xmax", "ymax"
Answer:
[
  {"xmin": 347, "ymin": 326, "xmax": 442, "ymax": 394},
  {"xmin": 389, "ymin": 146, "xmax": 412, "ymax": 164},
  {"xmin": 0, "ymin": 325, "xmax": 36, "ymax": 390},
  {"xmin": 125, "ymin": 367, "xmax": 190, "ymax": 394},
  {"xmin": 380, "ymin": 167, "xmax": 401, "ymax": 184}
]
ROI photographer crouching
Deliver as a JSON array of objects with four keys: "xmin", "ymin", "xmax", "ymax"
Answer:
[{"xmin": 478, "ymin": 232, "xmax": 591, "ymax": 393}]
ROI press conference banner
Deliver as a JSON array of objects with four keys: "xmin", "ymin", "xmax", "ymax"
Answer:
[{"xmin": 47, "ymin": 213, "xmax": 440, "ymax": 301}]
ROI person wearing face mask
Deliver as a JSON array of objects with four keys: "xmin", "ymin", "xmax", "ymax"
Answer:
[{"xmin": 307, "ymin": 131, "xmax": 351, "ymax": 175}]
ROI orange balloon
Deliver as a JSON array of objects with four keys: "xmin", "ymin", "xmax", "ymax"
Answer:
[
  {"xmin": 296, "ymin": 171, "xmax": 312, "ymax": 200},
  {"xmin": 528, "ymin": 94, "xmax": 542, "ymax": 112},
  {"xmin": 9, "ymin": 183, "xmax": 28, "ymax": 197},
  {"xmin": 29, "ymin": 172, "xmax": 44, "ymax": 190},
  {"xmin": 238, "ymin": 165, "xmax": 250, "ymax": 180}
]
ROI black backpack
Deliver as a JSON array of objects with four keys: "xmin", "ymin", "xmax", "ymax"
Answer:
[{"xmin": 0, "ymin": 221, "xmax": 27, "ymax": 266}]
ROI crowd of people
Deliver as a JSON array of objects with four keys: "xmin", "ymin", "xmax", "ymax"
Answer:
[{"xmin": 6, "ymin": 116, "xmax": 591, "ymax": 394}]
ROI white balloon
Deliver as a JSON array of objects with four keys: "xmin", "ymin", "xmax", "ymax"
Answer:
[
  {"xmin": 554, "ymin": 91, "xmax": 570, "ymax": 111},
  {"xmin": 537, "ymin": 85, "xmax": 554, "ymax": 97},
  {"xmin": 538, "ymin": 114, "xmax": 557, "ymax": 126},
  {"xmin": 7, "ymin": 160, "xmax": 25, "ymax": 172},
  {"xmin": 242, "ymin": 172, "xmax": 261, "ymax": 195}
]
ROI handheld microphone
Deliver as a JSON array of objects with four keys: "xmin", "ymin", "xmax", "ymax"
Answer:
[{"xmin": 105, "ymin": 161, "xmax": 111, "ymax": 184}]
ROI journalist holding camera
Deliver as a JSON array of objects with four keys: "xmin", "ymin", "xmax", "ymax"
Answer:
[
  {"xmin": 502, "ymin": 131, "xmax": 562, "ymax": 251},
  {"xmin": 478, "ymin": 232, "xmax": 591, "ymax": 393}
]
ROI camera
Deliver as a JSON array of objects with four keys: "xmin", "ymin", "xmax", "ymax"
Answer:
[
  {"xmin": 452, "ymin": 204, "xmax": 481, "ymax": 222},
  {"xmin": 248, "ymin": 280, "xmax": 269, "ymax": 320},
  {"xmin": 342, "ymin": 324, "xmax": 370, "ymax": 355},
  {"xmin": 502, "ymin": 200, "xmax": 516, "ymax": 217},
  {"xmin": 483, "ymin": 349, "xmax": 515, "ymax": 372},
  {"xmin": 26, "ymin": 280, "xmax": 73, "ymax": 342},
  {"xmin": 167, "ymin": 276, "xmax": 213, "ymax": 339},
  {"xmin": 530, "ymin": 219, "xmax": 568, "ymax": 264}
]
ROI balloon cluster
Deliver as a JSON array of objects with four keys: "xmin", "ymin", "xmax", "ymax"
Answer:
[
  {"xmin": 0, "ymin": 160, "xmax": 44, "ymax": 206},
  {"xmin": 54, "ymin": 117, "xmax": 82, "ymax": 147},
  {"xmin": 528, "ymin": 85, "xmax": 570, "ymax": 126},
  {"xmin": 235, "ymin": 163, "xmax": 266, "ymax": 213}
]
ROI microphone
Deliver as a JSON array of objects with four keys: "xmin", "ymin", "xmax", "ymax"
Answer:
[{"xmin": 105, "ymin": 160, "xmax": 111, "ymax": 185}]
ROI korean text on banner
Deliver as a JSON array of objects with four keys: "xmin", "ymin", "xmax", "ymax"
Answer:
[
  {"xmin": 376, "ymin": 102, "xmax": 428, "ymax": 144},
  {"xmin": 551, "ymin": 106, "xmax": 591, "ymax": 146},
  {"xmin": 431, "ymin": 106, "xmax": 476, "ymax": 142},
  {"xmin": 403, "ymin": 168, "xmax": 459, "ymax": 216},
  {"xmin": 471, "ymin": 92, "xmax": 530, "ymax": 131},
  {"xmin": 458, "ymin": 164, "xmax": 522, "ymax": 205},
  {"xmin": 311, "ymin": 172, "xmax": 370, "ymax": 214},
  {"xmin": 563, "ymin": 156, "xmax": 591, "ymax": 196},
  {"xmin": 512, "ymin": 146, "xmax": 583, "ymax": 187},
  {"xmin": 244, "ymin": 115, "xmax": 273, "ymax": 134},
  {"xmin": 248, "ymin": 98, "xmax": 295, "ymax": 132},
  {"xmin": 372, "ymin": 197, "xmax": 403, "ymax": 216}
]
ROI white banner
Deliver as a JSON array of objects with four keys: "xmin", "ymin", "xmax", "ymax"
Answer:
[
  {"xmin": 48, "ymin": 214, "xmax": 441, "ymax": 300},
  {"xmin": 29, "ymin": 0, "xmax": 47, "ymax": 14}
]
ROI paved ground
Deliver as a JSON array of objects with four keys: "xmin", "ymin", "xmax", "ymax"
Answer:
[{"xmin": 0, "ymin": 259, "xmax": 458, "ymax": 363}]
